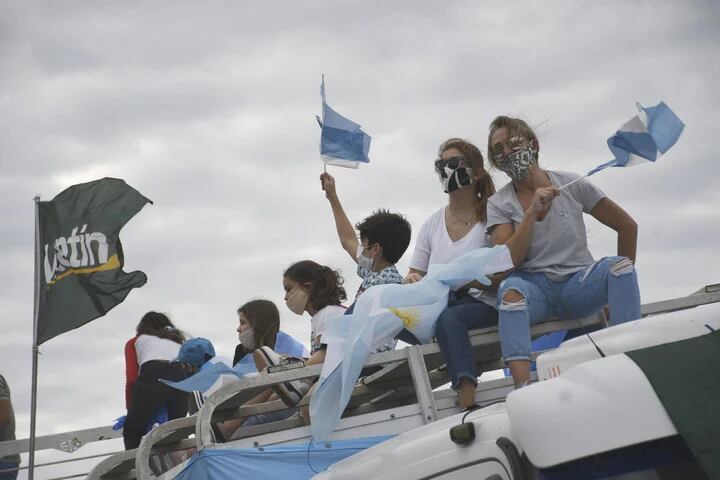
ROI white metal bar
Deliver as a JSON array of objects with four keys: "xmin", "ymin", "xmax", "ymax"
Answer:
[{"xmin": 406, "ymin": 345, "xmax": 438, "ymax": 424}]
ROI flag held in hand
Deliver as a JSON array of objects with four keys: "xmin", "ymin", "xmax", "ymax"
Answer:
[
  {"xmin": 588, "ymin": 101, "xmax": 685, "ymax": 176},
  {"xmin": 315, "ymin": 75, "xmax": 371, "ymax": 169}
]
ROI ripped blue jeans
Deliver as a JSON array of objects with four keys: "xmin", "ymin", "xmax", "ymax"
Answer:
[{"xmin": 497, "ymin": 256, "xmax": 640, "ymax": 362}]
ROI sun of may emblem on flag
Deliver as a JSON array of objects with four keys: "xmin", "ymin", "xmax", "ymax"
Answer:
[{"xmin": 388, "ymin": 307, "xmax": 422, "ymax": 330}]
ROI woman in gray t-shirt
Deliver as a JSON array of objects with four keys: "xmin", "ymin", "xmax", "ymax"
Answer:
[{"xmin": 485, "ymin": 116, "xmax": 641, "ymax": 388}]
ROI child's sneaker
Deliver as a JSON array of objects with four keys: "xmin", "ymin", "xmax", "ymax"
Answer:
[{"xmin": 253, "ymin": 346, "xmax": 309, "ymax": 407}]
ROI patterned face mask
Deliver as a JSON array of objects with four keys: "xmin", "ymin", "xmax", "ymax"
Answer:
[
  {"xmin": 434, "ymin": 156, "xmax": 474, "ymax": 193},
  {"xmin": 356, "ymin": 244, "xmax": 375, "ymax": 271},
  {"xmin": 238, "ymin": 327, "xmax": 255, "ymax": 351},
  {"xmin": 495, "ymin": 140, "xmax": 537, "ymax": 182}
]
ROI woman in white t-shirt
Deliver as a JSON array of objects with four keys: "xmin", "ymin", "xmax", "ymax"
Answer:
[
  {"xmin": 123, "ymin": 312, "xmax": 192, "ymax": 449},
  {"xmin": 405, "ymin": 138, "xmax": 499, "ymax": 409}
]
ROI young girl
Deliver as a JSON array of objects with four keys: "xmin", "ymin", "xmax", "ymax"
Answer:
[
  {"xmin": 283, "ymin": 260, "xmax": 347, "ymax": 362},
  {"xmin": 123, "ymin": 312, "xmax": 191, "ymax": 449},
  {"xmin": 255, "ymin": 260, "xmax": 347, "ymax": 408},
  {"xmin": 218, "ymin": 299, "xmax": 308, "ymax": 439},
  {"xmin": 233, "ymin": 299, "xmax": 308, "ymax": 367}
]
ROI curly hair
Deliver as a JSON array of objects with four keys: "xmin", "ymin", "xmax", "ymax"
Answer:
[
  {"xmin": 438, "ymin": 138, "xmax": 496, "ymax": 223},
  {"xmin": 284, "ymin": 260, "xmax": 347, "ymax": 311},
  {"xmin": 136, "ymin": 311, "xmax": 186, "ymax": 345}
]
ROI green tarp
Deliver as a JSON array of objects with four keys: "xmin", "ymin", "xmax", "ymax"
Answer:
[
  {"xmin": 37, "ymin": 177, "xmax": 151, "ymax": 344},
  {"xmin": 627, "ymin": 328, "xmax": 720, "ymax": 479}
]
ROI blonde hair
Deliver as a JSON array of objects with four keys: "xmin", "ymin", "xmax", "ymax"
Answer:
[{"xmin": 487, "ymin": 116, "xmax": 539, "ymax": 169}]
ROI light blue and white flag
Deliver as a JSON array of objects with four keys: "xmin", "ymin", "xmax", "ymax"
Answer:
[
  {"xmin": 162, "ymin": 331, "xmax": 309, "ymax": 396},
  {"xmin": 315, "ymin": 75, "xmax": 371, "ymax": 169},
  {"xmin": 310, "ymin": 245, "xmax": 514, "ymax": 441},
  {"xmin": 161, "ymin": 357, "xmax": 257, "ymax": 395},
  {"xmin": 560, "ymin": 101, "xmax": 684, "ymax": 190}
]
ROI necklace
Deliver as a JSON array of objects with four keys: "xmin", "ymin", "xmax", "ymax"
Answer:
[{"xmin": 446, "ymin": 206, "xmax": 477, "ymax": 227}]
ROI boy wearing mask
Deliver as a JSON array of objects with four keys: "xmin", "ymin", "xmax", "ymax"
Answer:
[{"xmin": 320, "ymin": 172, "xmax": 412, "ymax": 351}]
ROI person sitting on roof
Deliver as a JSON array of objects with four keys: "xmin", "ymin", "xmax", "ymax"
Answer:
[
  {"xmin": 485, "ymin": 115, "xmax": 641, "ymax": 389},
  {"xmin": 319, "ymin": 173, "xmax": 412, "ymax": 354},
  {"xmin": 252, "ymin": 260, "xmax": 347, "ymax": 424},
  {"xmin": 123, "ymin": 312, "xmax": 204, "ymax": 450},
  {"xmin": 403, "ymin": 137, "xmax": 501, "ymax": 409},
  {"xmin": 217, "ymin": 299, "xmax": 308, "ymax": 440}
]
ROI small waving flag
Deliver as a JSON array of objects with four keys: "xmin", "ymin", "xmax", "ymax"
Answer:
[
  {"xmin": 560, "ymin": 101, "xmax": 684, "ymax": 190},
  {"xmin": 315, "ymin": 75, "xmax": 371, "ymax": 169}
]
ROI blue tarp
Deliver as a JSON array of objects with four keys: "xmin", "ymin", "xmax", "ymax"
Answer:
[{"xmin": 175, "ymin": 435, "xmax": 393, "ymax": 479}]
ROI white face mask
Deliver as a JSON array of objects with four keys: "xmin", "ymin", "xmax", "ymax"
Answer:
[
  {"xmin": 356, "ymin": 244, "xmax": 375, "ymax": 271},
  {"xmin": 285, "ymin": 287, "xmax": 309, "ymax": 315},
  {"xmin": 238, "ymin": 328, "xmax": 255, "ymax": 351}
]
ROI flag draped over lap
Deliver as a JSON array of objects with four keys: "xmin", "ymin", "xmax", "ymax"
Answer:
[
  {"xmin": 315, "ymin": 75, "xmax": 371, "ymax": 168},
  {"xmin": 310, "ymin": 245, "xmax": 514, "ymax": 441},
  {"xmin": 588, "ymin": 101, "xmax": 684, "ymax": 177},
  {"xmin": 37, "ymin": 178, "xmax": 152, "ymax": 345}
]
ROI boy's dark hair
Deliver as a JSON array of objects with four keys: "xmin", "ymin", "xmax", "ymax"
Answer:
[
  {"xmin": 136, "ymin": 311, "xmax": 186, "ymax": 345},
  {"xmin": 284, "ymin": 260, "xmax": 347, "ymax": 311},
  {"xmin": 355, "ymin": 209, "xmax": 411, "ymax": 264}
]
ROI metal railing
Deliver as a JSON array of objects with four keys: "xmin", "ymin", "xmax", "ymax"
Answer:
[{"xmin": 2, "ymin": 283, "xmax": 719, "ymax": 479}]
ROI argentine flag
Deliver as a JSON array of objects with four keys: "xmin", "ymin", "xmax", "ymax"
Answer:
[
  {"xmin": 310, "ymin": 246, "xmax": 514, "ymax": 442},
  {"xmin": 316, "ymin": 75, "xmax": 371, "ymax": 169},
  {"xmin": 591, "ymin": 101, "xmax": 684, "ymax": 176}
]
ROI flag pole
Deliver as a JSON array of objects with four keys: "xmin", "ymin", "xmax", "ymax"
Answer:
[
  {"xmin": 557, "ymin": 174, "xmax": 587, "ymax": 191},
  {"xmin": 29, "ymin": 195, "xmax": 41, "ymax": 480}
]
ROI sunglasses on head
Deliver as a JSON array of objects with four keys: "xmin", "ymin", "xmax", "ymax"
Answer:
[
  {"xmin": 490, "ymin": 136, "xmax": 531, "ymax": 161},
  {"xmin": 434, "ymin": 155, "xmax": 466, "ymax": 172}
]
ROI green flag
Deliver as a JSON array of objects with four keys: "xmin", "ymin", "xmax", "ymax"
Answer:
[{"xmin": 36, "ymin": 178, "xmax": 152, "ymax": 345}]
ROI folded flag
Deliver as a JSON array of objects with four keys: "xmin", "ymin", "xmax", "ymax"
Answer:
[
  {"xmin": 315, "ymin": 75, "xmax": 371, "ymax": 169},
  {"xmin": 310, "ymin": 246, "xmax": 514, "ymax": 441},
  {"xmin": 560, "ymin": 101, "xmax": 684, "ymax": 190}
]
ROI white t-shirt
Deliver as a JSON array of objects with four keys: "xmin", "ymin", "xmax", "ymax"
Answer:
[
  {"xmin": 134, "ymin": 334, "xmax": 182, "ymax": 366},
  {"xmin": 409, "ymin": 206, "xmax": 496, "ymax": 306},
  {"xmin": 310, "ymin": 305, "xmax": 346, "ymax": 353}
]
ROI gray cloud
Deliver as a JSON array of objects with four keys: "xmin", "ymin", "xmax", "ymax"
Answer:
[{"xmin": 1, "ymin": 4, "xmax": 718, "ymax": 477}]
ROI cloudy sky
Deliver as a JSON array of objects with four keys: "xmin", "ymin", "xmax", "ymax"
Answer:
[{"xmin": 1, "ymin": 0, "xmax": 719, "ymax": 476}]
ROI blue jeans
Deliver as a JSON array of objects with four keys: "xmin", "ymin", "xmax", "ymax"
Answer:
[
  {"xmin": 434, "ymin": 292, "xmax": 498, "ymax": 389},
  {"xmin": 0, "ymin": 462, "xmax": 19, "ymax": 480},
  {"xmin": 241, "ymin": 407, "xmax": 295, "ymax": 427},
  {"xmin": 497, "ymin": 256, "xmax": 641, "ymax": 362}
]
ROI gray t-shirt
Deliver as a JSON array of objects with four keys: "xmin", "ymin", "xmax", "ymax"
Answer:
[
  {"xmin": 0, "ymin": 374, "xmax": 20, "ymax": 465},
  {"xmin": 486, "ymin": 170, "xmax": 605, "ymax": 281}
]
